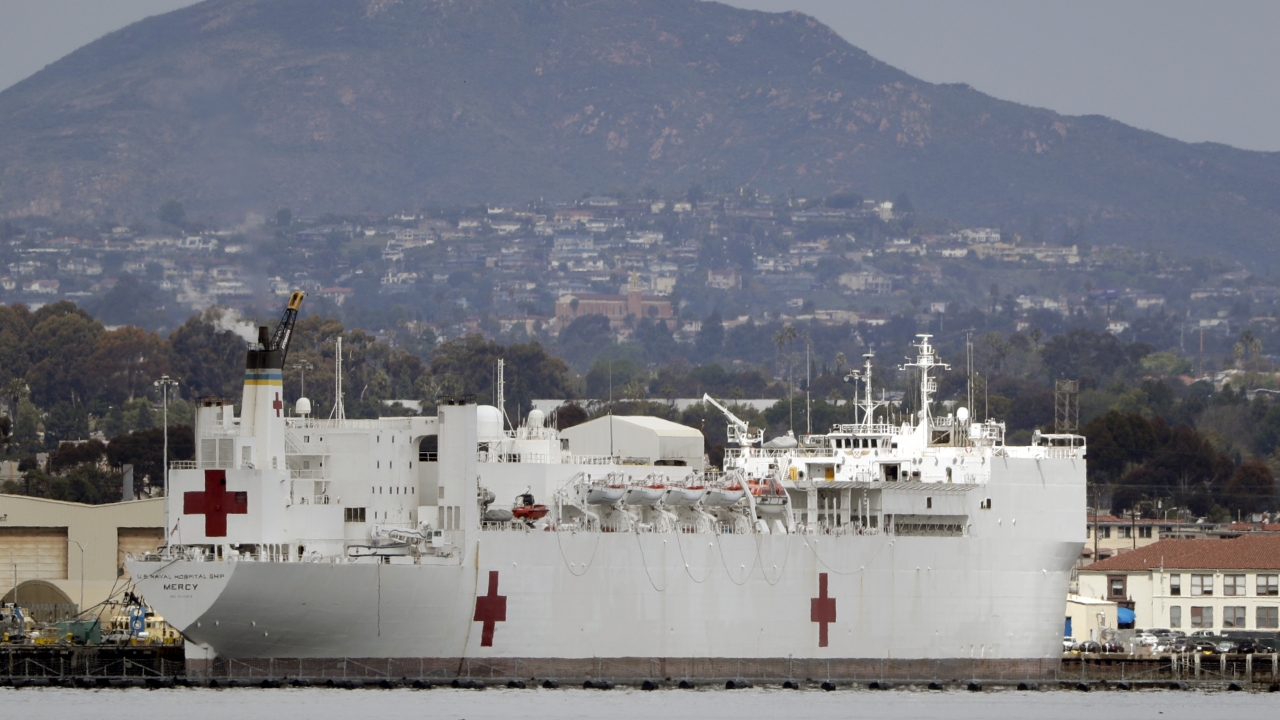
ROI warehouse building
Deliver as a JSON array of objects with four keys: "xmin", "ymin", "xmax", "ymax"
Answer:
[
  {"xmin": 0, "ymin": 494, "xmax": 164, "ymax": 621},
  {"xmin": 560, "ymin": 415, "xmax": 705, "ymax": 470}
]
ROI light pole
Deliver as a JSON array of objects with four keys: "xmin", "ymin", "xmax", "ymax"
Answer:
[
  {"xmin": 67, "ymin": 540, "xmax": 84, "ymax": 613},
  {"xmin": 154, "ymin": 374, "xmax": 178, "ymax": 547}
]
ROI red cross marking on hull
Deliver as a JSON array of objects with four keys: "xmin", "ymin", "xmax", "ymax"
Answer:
[
  {"xmin": 811, "ymin": 572, "xmax": 836, "ymax": 647},
  {"xmin": 473, "ymin": 571, "xmax": 507, "ymax": 647},
  {"xmin": 273, "ymin": 392, "xmax": 283, "ymax": 417},
  {"xmin": 182, "ymin": 470, "xmax": 248, "ymax": 537}
]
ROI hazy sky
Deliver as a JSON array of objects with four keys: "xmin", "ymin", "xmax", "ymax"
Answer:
[{"xmin": 1, "ymin": 0, "xmax": 1277, "ymax": 152}]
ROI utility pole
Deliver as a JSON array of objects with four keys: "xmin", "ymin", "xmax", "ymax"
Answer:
[
  {"xmin": 1198, "ymin": 328, "xmax": 1204, "ymax": 378},
  {"xmin": 154, "ymin": 374, "xmax": 178, "ymax": 545},
  {"xmin": 1093, "ymin": 489, "xmax": 1100, "ymax": 564},
  {"xmin": 68, "ymin": 540, "xmax": 84, "ymax": 613}
]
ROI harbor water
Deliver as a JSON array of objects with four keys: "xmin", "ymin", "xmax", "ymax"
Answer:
[{"xmin": 2, "ymin": 686, "xmax": 1275, "ymax": 720}]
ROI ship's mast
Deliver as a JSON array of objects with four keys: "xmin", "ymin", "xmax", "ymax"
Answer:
[
  {"xmin": 901, "ymin": 335, "xmax": 949, "ymax": 430},
  {"xmin": 497, "ymin": 358, "xmax": 510, "ymax": 431},
  {"xmin": 330, "ymin": 335, "xmax": 346, "ymax": 424},
  {"xmin": 861, "ymin": 353, "xmax": 874, "ymax": 427}
]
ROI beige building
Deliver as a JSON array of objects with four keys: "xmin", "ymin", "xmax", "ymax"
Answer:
[
  {"xmin": 1065, "ymin": 594, "xmax": 1119, "ymax": 642},
  {"xmin": 0, "ymin": 495, "xmax": 164, "ymax": 620},
  {"xmin": 1078, "ymin": 535, "xmax": 1280, "ymax": 633},
  {"xmin": 1082, "ymin": 515, "xmax": 1165, "ymax": 562}
]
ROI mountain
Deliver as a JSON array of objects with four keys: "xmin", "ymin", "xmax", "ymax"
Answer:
[{"xmin": 1, "ymin": 0, "xmax": 1278, "ymax": 261}]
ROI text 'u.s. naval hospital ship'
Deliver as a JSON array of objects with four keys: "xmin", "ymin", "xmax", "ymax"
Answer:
[{"xmin": 128, "ymin": 293, "xmax": 1086, "ymax": 680}]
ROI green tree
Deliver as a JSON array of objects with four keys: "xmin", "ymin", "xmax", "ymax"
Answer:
[
  {"xmin": 106, "ymin": 425, "xmax": 194, "ymax": 492},
  {"xmin": 43, "ymin": 402, "xmax": 88, "ymax": 450},
  {"xmin": 1223, "ymin": 460, "xmax": 1275, "ymax": 514},
  {"xmin": 431, "ymin": 335, "xmax": 574, "ymax": 420},
  {"xmin": 158, "ymin": 199, "xmax": 186, "ymax": 227},
  {"xmin": 694, "ymin": 311, "xmax": 724, "ymax": 362}
]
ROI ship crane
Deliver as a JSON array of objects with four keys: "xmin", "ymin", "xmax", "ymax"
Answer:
[
  {"xmin": 701, "ymin": 393, "xmax": 763, "ymax": 446},
  {"xmin": 268, "ymin": 291, "xmax": 306, "ymax": 364}
]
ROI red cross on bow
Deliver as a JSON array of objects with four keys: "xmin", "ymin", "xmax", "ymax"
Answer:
[
  {"xmin": 473, "ymin": 571, "xmax": 507, "ymax": 647},
  {"xmin": 183, "ymin": 470, "xmax": 248, "ymax": 537},
  {"xmin": 272, "ymin": 392, "xmax": 283, "ymax": 417},
  {"xmin": 811, "ymin": 572, "xmax": 836, "ymax": 648}
]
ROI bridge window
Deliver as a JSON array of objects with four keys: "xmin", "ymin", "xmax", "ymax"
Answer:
[{"xmin": 344, "ymin": 507, "xmax": 366, "ymax": 523}]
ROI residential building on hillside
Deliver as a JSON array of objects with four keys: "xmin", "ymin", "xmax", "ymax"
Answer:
[
  {"xmin": 555, "ymin": 287, "xmax": 673, "ymax": 329},
  {"xmin": 707, "ymin": 269, "xmax": 739, "ymax": 290},
  {"xmin": 838, "ymin": 271, "xmax": 892, "ymax": 295},
  {"xmin": 1077, "ymin": 535, "xmax": 1280, "ymax": 633}
]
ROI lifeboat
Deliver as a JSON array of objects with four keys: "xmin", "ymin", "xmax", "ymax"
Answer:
[
  {"xmin": 512, "ymin": 504, "xmax": 549, "ymax": 521},
  {"xmin": 703, "ymin": 485, "xmax": 746, "ymax": 507},
  {"xmin": 586, "ymin": 485, "xmax": 627, "ymax": 505},
  {"xmin": 747, "ymin": 478, "xmax": 787, "ymax": 497},
  {"xmin": 623, "ymin": 485, "xmax": 665, "ymax": 506},
  {"xmin": 663, "ymin": 486, "xmax": 707, "ymax": 506}
]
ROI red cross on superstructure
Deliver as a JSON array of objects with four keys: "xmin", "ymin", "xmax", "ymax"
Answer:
[
  {"xmin": 811, "ymin": 572, "xmax": 836, "ymax": 648},
  {"xmin": 272, "ymin": 392, "xmax": 283, "ymax": 417},
  {"xmin": 183, "ymin": 470, "xmax": 248, "ymax": 537},
  {"xmin": 473, "ymin": 571, "xmax": 507, "ymax": 647}
]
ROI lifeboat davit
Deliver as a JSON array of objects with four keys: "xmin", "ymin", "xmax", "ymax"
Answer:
[
  {"xmin": 586, "ymin": 485, "xmax": 627, "ymax": 505},
  {"xmin": 663, "ymin": 486, "xmax": 706, "ymax": 506},
  {"xmin": 623, "ymin": 485, "xmax": 665, "ymax": 506}
]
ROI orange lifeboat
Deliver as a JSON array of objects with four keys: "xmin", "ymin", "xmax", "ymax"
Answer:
[
  {"xmin": 512, "ymin": 504, "xmax": 549, "ymax": 521},
  {"xmin": 746, "ymin": 478, "xmax": 786, "ymax": 497}
]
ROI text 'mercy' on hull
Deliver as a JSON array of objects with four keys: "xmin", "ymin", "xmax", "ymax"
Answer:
[{"xmin": 127, "ymin": 292, "xmax": 1086, "ymax": 680}]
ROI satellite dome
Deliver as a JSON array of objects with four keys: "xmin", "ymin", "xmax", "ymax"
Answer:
[
  {"xmin": 527, "ymin": 408, "xmax": 545, "ymax": 428},
  {"xmin": 477, "ymin": 405, "xmax": 503, "ymax": 442},
  {"xmin": 295, "ymin": 397, "xmax": 312, "ymax": 416}
]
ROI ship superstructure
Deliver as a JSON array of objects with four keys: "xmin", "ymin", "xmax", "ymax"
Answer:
[{"xmin": 129, "ymin": 297, "xmax": 1086, "ymax": 675}]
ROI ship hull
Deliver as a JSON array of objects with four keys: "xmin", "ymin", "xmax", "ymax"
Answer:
[{"xmin": 130, "ymin": 457, "xmax": 1084, "ymax": 664}]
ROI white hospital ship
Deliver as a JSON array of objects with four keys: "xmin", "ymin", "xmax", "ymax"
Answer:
[{"xmin": 129, "ymin": 294, "xmax": 1086, "ymax": 677}]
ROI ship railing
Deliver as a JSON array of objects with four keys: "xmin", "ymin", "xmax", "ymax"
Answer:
[
  {"xmin": 477, "ymin": 451, "xmax": 552, "ymax": 464},
  {"xmin": 291, "ymin": 494, "xmax": 333, "ymax": 505},
  {"xmin": 201, "ymin": 427, "xmax": 248, "ymax": 439},
  {"xmin": 726, "ymin": 447, "xmax": 836, "ymax": 460},
  {"xmin": 289, "ymin": 469, "xmax": 329, "ymax": 479},
  {"xmin": 831, "ymin": 423, "xmax": 900, "ymax": 436},
  {"xmin": 287, "ymin": 417, "xmax": 414, "ymax": 430},
  {"xmin": 567, "ymin": 454, "xmax": 621, "ymax": 466},
  {"xmin": 813, "ymin": 522, "xmax": 880, "ymax": 536},
  {"xmin": 170, "ymin": 459, "xmax": 244, "ymax": 470}
]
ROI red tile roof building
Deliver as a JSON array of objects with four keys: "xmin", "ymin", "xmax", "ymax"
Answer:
[{"xmin": 1078, "ymin": 535, "xmax": 1280, "ymax": 633}]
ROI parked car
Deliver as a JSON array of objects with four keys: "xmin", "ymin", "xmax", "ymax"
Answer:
[
  {"xmin": 1214, "ymin": 640, "xmax": 1238, "ymax": 654},
  {"xmin": 1190, "ymin": 640, "xmax": 1218, "ymax": 654},
  {"xmin": 1074, "ymin": 641, "xmax": 1103, "ymax": 654},
  {"xmin": 1063, "ymin": 637, "xmax": 1076, "ymax": 652},
  {"xmin": 1134, "ymin": 632, "xmax": 1159, "ymax": 647},
  {"xmin": 1234, "ymin": 639, "xmax": 1260, "ymax": 654},
  {"xmin": 1188, "ymin": 629, "xmax": 1218, "ymax": 638},
  {"xmin": 1101, "ymin": 641, "xmax": 1123, "ymax": 653}
]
